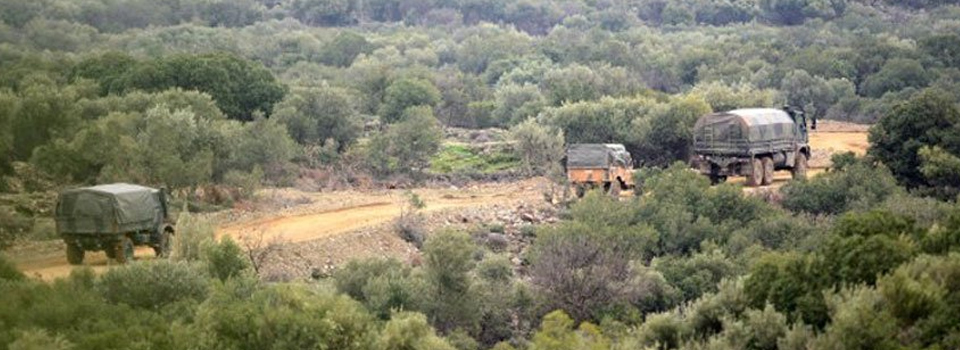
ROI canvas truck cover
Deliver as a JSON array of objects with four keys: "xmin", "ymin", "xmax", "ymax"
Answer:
[
  {"xmin": 55, "ymin": 183, "xmax": 162, "ymax": 234},
  {"xmin": 567, "ymin": 144, "xmax": 631, "ymax": 168},
  {"xmin": 693, "ymin": 108, "xmax": 798, "ymax": 153}
]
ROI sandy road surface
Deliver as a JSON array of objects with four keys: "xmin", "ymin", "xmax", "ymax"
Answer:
[
  {"xmin": 12, "ymin": 179, "xmax": 545, "ymax": 280},
  {"xmin": 216, "ymin": 185, "xmax": 529, "ymax": 244},
  {"xmin": 10, "ymin": 130, "xmax": 870, "ymax": 280}
]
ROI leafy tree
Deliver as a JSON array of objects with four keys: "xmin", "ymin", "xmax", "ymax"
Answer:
[
  {"xmin": 918, "ymin": 145, "xmax": 960, "ymax": 199},
  {"xmin": 273, "ymin": 86, "xmax": 361, "ymax": 150},
  {"xmin": 629, "ymin": 95, "xmax": 711, "ymax": 166},
  {"xmin": 199, "ymin": 0, "xmax": 265, "ymax": 27},
  {"xmin": 688, "ymin": 81, "xmax": 778, "ymax": 113},
  {"xmin": 920, "ymin": 34, "xmax": 960, "ymax": 69},
  {"xmin": 97, "ymin": 260, "xmax": 210, "ymax": 310},
  {"xmin": 868, "ymin": 89, "xmax": 960, "ymax": 191},
  {"xmin": 528, "ymin": 311, "xmax": 610, "ymax": 350},
  {"xmin": 379, "ymin": 78, "xmax": 441, "ymax": 124},
  {"xmin": 197, "ymin": 283, "xmax": 376, "ymax": 350},
  {"xmin": 366, "ymin": 106, "xmax": 442, "ymax": 176},
  {"xmin": 419, "ymin": 230, "xmax": 480, "ymax": 333},
  {"xmin": 492, "ymin": 83, "xmax": 545, "ymax": 126},
  {"xmin": 203, "ymin": 237, "xmax": 251, "ymax": 282},
  {"xmin": 123, "ymin": 53, "xmax": 286, "ymax": 121},
  {"xmin": 0, "ymin": 0, "xmax": 42, "ymax": 28},
  {"xmin": 507, "ymin": 118, "xmax": 564, "ymax": 176},
  {"xmin": 780, "ymin": 158, "xmax": 901, "ymax": 215},
  {"xmin": 290, "ymin": 0, "xmax": 357, "ymax": 25},
  {"xmin": 320, "ymin": 31, "xmax": 373, "ymax": 67},
  {"xmin": 862, "ymin": 59, "xmax": 931, "ymax": 98},
  {"xmin": 376, "ymin": 312, "xmax": 457, "ymax": 350},
  {"xmin": 780, "ymin": 69, "xmax": 854, "ymax": 119},
  {"xmin": 759, "ymin": 0, "xmax": 846, "ymax": 25}
]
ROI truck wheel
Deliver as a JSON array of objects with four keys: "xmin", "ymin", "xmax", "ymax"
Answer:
[
  {"xmin": 575, "ymin": 185, "xmax": 586, "ymax": 198},
  {"xmin": 66, "ymin": 243, "xmax": 84, "ymax": 265},
  {"xmin": 154, "ymin": 229, "xmax": 172, "ymax": 258},
  {"xmin": 761, "ymin": 157, "xmax": 775, "ymax": 186},
  {"xmin": 709, "ymin": 174, "xmax": 727, "ymax": 185},
  {"xmin": 609, "ymin": 182, "xmax": 622, "ymax": 197},
  {"xmin": 792, "ymin": 153, "xmax": 808, "ymax": 180},
  {"xmin": 746, "ymin": 158, "xmax": 763, "ymax": 187},
  {"xmin": 113, "ymin": 236, "xmax": 134, "ymax": 264}
]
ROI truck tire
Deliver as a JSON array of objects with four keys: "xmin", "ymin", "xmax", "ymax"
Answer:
[
  {"xmin": 792, "ymin": 153, "xmax": 808, "ymax": 180},
  {"xmin": 154, "ymin": 229, "xmax": 172, "ymax": 258},
  {"xmin": 113, "ymin": 236, "xmax": 134, "ymax": 264},
  {"xmin": 709, "ymin": 174, "xmax": 727, "ymax": 185},
  {"xmin": 66, "ymin": 243, "xmax": 84, "ymax": 265},
  {"xmin": 575, "ymin": 185, "xmax": 586, "ymax": 198},
  {"xmin": 761, "ymin": 157, "xmax": 775, "ymax": 186},
  {"xmin": 609, "ymin": 181, "xmax": 621, "ymax": 197},
  {"xmin": 746, "ymin": 158, "xmax": 763, "ymax": 187}
]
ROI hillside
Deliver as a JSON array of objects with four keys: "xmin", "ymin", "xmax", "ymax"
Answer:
[{"xmin": 3, "ymin": 0, "xmax": 960, "ymax": 349}]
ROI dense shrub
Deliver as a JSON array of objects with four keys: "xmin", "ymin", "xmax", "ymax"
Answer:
[
  {"xmin": 781, "ymin": 158, "xmax": 901, "ymax": 215},
  {"xmin": 203, "ymin": 236, "xmax": 251, "ymax": 281},
  {"xmin": 97, "ymin": 260, "xmax": 209, "ymax": 310}
]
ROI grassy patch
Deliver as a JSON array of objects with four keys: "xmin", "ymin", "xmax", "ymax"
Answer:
[{"xmin": 429, "ymin": 144, "xmax": 520, "ymax": 174}]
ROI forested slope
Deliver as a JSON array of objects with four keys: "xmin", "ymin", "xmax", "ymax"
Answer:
[{"xmin": 3, "ymin": 0, "xmax": 960, "ymax": 349}]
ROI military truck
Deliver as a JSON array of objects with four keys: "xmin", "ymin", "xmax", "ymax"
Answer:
[
  {"xmin": 55, "ymin": 183, "xmax": 174, "ymax": 265},
  {"xmin": 692, "ymin": 107, "xmax": 813, "ymax": 186},
  {"xmin": 566, "ymin": 143, "xmax": 634, "ymax": 197}
]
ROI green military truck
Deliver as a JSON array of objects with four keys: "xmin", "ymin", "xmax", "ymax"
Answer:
[
  {"xmin": 55, "ymin": 183, "xmax": 174, "ymax": 264},
  {"xmin": 692, "ymin": 107, "xmax": 814, "ymax": 186}
]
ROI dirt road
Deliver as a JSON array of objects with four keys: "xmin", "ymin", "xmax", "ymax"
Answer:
[
  {"xmin": 12, "ymin": 179, "xmax": 546, "ymax": 280},
  {"xmin": 10, "ymin": 128, "xmax": 870, "ymax": 281}
]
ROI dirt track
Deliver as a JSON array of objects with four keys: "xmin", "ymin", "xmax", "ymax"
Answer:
[
  {"xmin": 12, "ymin": 179, "xmax": 547, "ymax": 280},
  {"xmin": 10, "ymin": 128, "xmax": 869, "ymax": 281}
]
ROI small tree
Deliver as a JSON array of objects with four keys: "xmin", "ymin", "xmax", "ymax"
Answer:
[
  {"xmin": 395, "ymin": 191, "xmax": 427, "ymax": 249},
  {"xmin": 379, "ymin": 78, "xmax": 441, "ymax": 124},
  {"xmin": 507, "ymin": 118, "xmax": 565, "ymax": 176},
  {"xmin": 366, "ymin": 107, "xmax": 443, "ymax": 176}
]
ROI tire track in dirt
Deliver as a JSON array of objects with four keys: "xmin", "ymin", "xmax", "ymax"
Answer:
[{"xmin": 13, "ymin": 181, "xmax": 539, "ymax": 280}]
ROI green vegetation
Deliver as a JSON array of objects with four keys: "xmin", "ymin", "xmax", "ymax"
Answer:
[
  {"xmin": 429, "ymin": 144, "xmax": 520, "ymax": 174},
  {"xmin": 3, "ymin": 0, "xmax": 960, "ymax": 349}
]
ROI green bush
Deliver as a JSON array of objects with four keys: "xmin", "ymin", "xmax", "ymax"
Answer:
[
  {"xmin": 0, "ymin": 254, "xmax": 25, "ymax": 281},
  {"xmin": 198, "ymin": 284, "xmax": 377, "ymax": 350},
  {"xmin": 203, "ymin": 236, "xmax": 251, "ymax": 282},
  {"xmin": 781, "ymin": 160, "xmax": 901, "ymax": 215},
  {"xmin": 376, "ymin": 312, "xmax": 457, "ymax": 350},
  {"xmin": 97, "ymin": 260, "xmax": 209, "ymax": 310},
  {"xmin": 172, "ymin": 212, "xmax": 215, "ymax": 262}
]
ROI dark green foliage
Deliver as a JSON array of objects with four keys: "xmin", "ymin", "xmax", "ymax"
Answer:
[
  {"xmin": 861, "ymin": 59, "xmax": 931, "ymax": 98},
  {"xmin": 273, "ymin": 86, "xmax": 361, "ymax": 150},
  {"xmin": 97, "ymin": 260, "xmax": 209, "ymax": 310},
  {"xmin": 333, "ymin": 257, "xmax": 417, "ymax": 319},
  {"xmin": 198, "ymin": 283, "xmax": 377, "ymax": 350},
  {"xmin": 379, "ymin": 78, "xmax": 441, "ymax": 124},
  {"xmin": 921, "ymin": 34, "xmax": 960, "ymax": 69},
  {"xmin": 420, "ymin": 230, "xmax": 480, "ymax": 333},
  {"xmin": 781, "ymin": 158, "xmax": 901, "ymax": 215},
  {"xmin": 654, "ymin": 249, "xmax": 739, "ymax": 301},
  {"xmin": 869, "ymin": 89, "xmax": 960, "ymax": 193},
  {"xmin": 320, "ymin": 31, "xmax": 373, "ymax": 67},
  {"xmin": 0, "ymin": 254, "xmax": 24, "ymax": 281},
  {"xmin": 123, "ymin": 53, "xmax": 286, "ymax": 121},
  {"xmin": 759, "ymin": 0, "xmax": 846, "ymax": 25},
  {"xmin": 203, "ymin": 237, "xmax": 251, "ymax": 281},
  {"xmin": 366, "ymin": 106, "xmax": 442, "ymax": 176}
]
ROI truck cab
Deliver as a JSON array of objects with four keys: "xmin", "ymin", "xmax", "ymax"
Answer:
[{"xmin": 566, "ymin": 143, "xmax": 634, "ymax": 197}]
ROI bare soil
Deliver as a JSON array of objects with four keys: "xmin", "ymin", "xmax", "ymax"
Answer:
[{"xmin": 9, "ymin": 126, "xmax": 870, "ymax": 281}]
